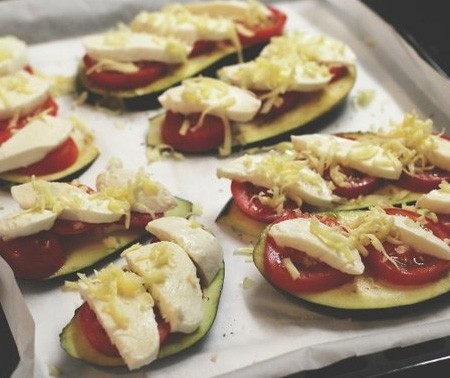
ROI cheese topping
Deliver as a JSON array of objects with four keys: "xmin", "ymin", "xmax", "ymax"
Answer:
[
  {"xmin": 74, "ymin": 264, "xmax": 159, "ymax": 370},
  {"xmin": 268, "ymin": 216, "xmax": 364, "ymax": 275},
  {"xmin": 217, "ymin": 151, "xmax": 335, "ymax": 209},
  {"xmin": 145, "ymin": 216, "xmax": 223, "ymax": 285},
  {"xmin": 260, "ymin": 32, "xmax": 356, "ymax": 66},
  {"xmin": 0, "ymin": 35, "xmax": 28, "ymax": 76},
  {"xmin": 185, "ymin": 0, "xmax": 271, "ymax": 25},
  {"xmin": 417, "ymin": 181, "xmax": 450, "ymax": 215},
  {"xmin": 131, "ymin": 4, "xmax": 239, "ymax": 46},
  {"xmin": 0, "ymin": 115, "xmax": 72, "ymax": 173},
  {"xmin": 0, "ymin": 71, "xmax": 50, "ymax": 120},
  {"xmin": 96, "ymin": 158, "xmax": 177, "ymax": 217},
  {"xmin": 124, "ymin": 241, "xmax": 204, "ymax": 334},
  {"xmin": 83, "ymin": 27, "xmax": 190, "ymax": 67},
  {"xmin": 11, "ymin": 180, "xmax": 129, "ymax": 224},
  {"xmin": 219, "ymin": 56, "xmax": 331, "ymax": 94},
  {"xmin": 159, "ymin": 77, "xmax": 260, "ymax": 122},
  {"xmin": 0, "ymin": 209, "xmax": 57, "ymax": 240},
  {"xmin": 292, "ymin": 134, "xmax": 403, "ymax": 180}
]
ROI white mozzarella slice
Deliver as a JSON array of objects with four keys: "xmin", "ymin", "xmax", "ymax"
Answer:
[
  {"xmin": 428, "ymin": 136, "xmax": 450, "ymax": 172},
  {"xmin": 185, "ymin": 0, "xmax": 271, "ymax": 22},
  {"xmin": 0, "ymin": 71, "xmax": 49, "ymax": 120},
  {"xmin": 0, "ymin": 36, "xmax": 28, "ymax": 76},
  {"xmin": 124, "ymin": 241, "xmax": 203, "ymax": 334},
  {"xmin": 83, "ymin": 30, "xmax": 189, "ymax": 64},
  {"xmin": 158, "ymin": 77, "xmax": 261, "ymax": 122},
  {"xmin": 393, "ymin": 215, "xmax": 450, "ymax": 260},
  {"xmin": 75, "ymin": 265, "xmax": 159, "ymax": 370},
  {"xmin": 261, "ymin": 32, "xmax": 356, "ymax": 66},
  {"xmin": 0, "ymin": 115, "xmax": 72, "ymax": 173},
  {"xmin": 0, "ymin": 210, "xmax": 57, "ymax": 240},
  {"xmin": 96, "ymin": 158, "xmax": 177, "ymax": 215},
  {"xmin": 218, "ymin": 58, "xmax": 331, "ymax": 93},
  {"xmin": 292, "ymin": 134, "xmax": 403, "ymax": 180},
  {"xmin": 417, "ymin": 188, "xmax": 450, "ymax": 214},
  {"xmin": 11, "ymin": 181, "xmax": 127, "ymax": 224},
  {"xmin": 217, "ymin": 152, "xmax": 335, "ymax": 208},
  {"xmin": 145, "ymin": 216, "xmax": 223, "ymax": 285},
  {"xmin": 268, "ymin": 217, "xmax": 364, "ymax": 275},
  {"xmin": 131, "ymin": 9, "xmax": 235, "ymax": 45}
]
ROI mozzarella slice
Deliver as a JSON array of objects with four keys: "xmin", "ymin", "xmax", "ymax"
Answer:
[
  {"xmin": 83, "ymin": 29, "xmax": 190, "ymax": 64},
  {"xmin": 393, "ymin": 215, "xmax": 450, "ymax": 260},
  {"xmin": 75, "ymin": 264, "xmax": 159, "ymax": 370},
  {"xmin": 217, "ymin": 152, "xmax": 335, "ymax": 208},
  {"xmin": 131, "ymin": 8, "xmax": 236, "ymax": 45},
  {"xmin": 261, "ymin": 32, "xmax": 356, "ymax": 66},
  {"xmin": 0, "ymin": 210, "xmax": 57, "ymax": 240},
  {"xmin": 124, "ymin": 242, "xmax": 203, "ymax": 334},
  {"xmin": 428, "ymin": 136, "xmax": 450, "ymax": 172},
  {"xmin": 0, "ymin": 71, "xmax": 49, "ymax": 120},
  {"xmin": 292, "ymin": 134, "xmax": 403, "ymax": 180},
  {"xmin": 268, "ymin": 217, "xmax": 364, "ymax": 275},
  {"xmin": 218, "ymin": 57, "xmax": 331, "ymax": 93},
  {"xmin": 0, "ymin": 35, "xmax": 28, "ymax": 76},
  {"xmin": 158, "ymin": 77, "xmax": 261, "ymax": 122},
  {"xmin": 417, "ymin": 186, "xmax": 450, "ymax": 214},
  {"xmin": 96, "ymin": 158, "xmax": 177, "ymax": 216},
  {"xmin": 145, "ymin": 216, "xmax": 223, "ymax": 285},
  {"xmin": 11, "ymin": 180, "xmax": 128, "ymax": 224},
  {"xmin": 184, "ymin": 0, "xmax": 271, "ymax": 22},
  {"xmin": 0, "ymin": 115, "xmax": 72, "ymax": 173}
]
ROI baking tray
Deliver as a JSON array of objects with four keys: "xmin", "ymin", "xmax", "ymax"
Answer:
[{"xmin": 2, "ymin": 1, "xmax": 450, "ymax": 377}]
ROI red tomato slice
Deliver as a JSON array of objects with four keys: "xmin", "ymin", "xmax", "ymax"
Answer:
[
  {"xmin": 188, "ymin": 40, "xmax": 216, "ymax": 57},
  {"xmin": 161, "ymin": 111, "xmax": 225, "ymax": 153},
  {"xmin": 325, "ymin": 166, "xmax": 382, "ymax": 199},
  {"xmin": 231, "ymin": 180, "xmax": 299, "ymax": 223},
  {"xmin": 0, "ymin": 231, "xmax": 66, "ymax": 279},
  {"xmin": 365, "ymin": 208, "xmax": 450, "ymax": 285},
  {"xmin": 437, "ymin": 214, "xmax": 450, "ymax": 237},
  {"xmin": 329, "ymin": 65, "xmax": 349, "ymax": 82},
  {"xmin": 397, "ymin": 168, "xmax": 450, "ymax": 193},
  {"xmin": 51, "ymin": 219, "xmax": 97, "ymax": 236},
  {"xmin": 115, "ymin": 212, "xmax": 161, "ymax": 229},
  {"xmin": 237, "ymin": 7, "xmax": 287, "ymax": 47},
  {"xmin": 264, "ymin": 233, "xmax": 353, "ymax": 293},
  {"xmin": 83, "ymin": 54, "xmax": 168, "ymax": 91},
  {"xmin": 0, "ymin": 96, "xmax": 59, "ymax": 144},
  {"xmin": 78, "ymin": 301, "xmax": 171, "ymax": 358},
  {"xmin": 11, "ymin": 137, "xmax": 78, "ymax": 176},
  {"xmin": 78, "ymin": 302, "xmax": 121, "ymax": 357}
]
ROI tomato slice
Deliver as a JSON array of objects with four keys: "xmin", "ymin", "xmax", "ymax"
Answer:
[
  {"xmin": 11, "ymin": 137, "xmax": 78, "ymax": 176},
  {"xmin": 78, "ymin": 302, "xmax": 121, "ymax": 358},
  {"xmin": 0, "ymin": 231, "xmax": 66, "ymax": 279},
  {"xmin": 437, "ymin": 214, "xmax": 450, "ymax": 237},
  {"xmin": 237, "ymin": 7, "xmax": 287, "ymax": 47},
  {"xmin": 83, "ymin": 54, "xmax": 168, "ymax": 91},
  {"xmin": 51, "ymin": 219, "xmax": 97, "ymax": 236},
  {"xmin": 0, "ymin": 96, "xmax": 59, "ymax": 144},
  {"xmin": 397, "ymin": 168, "xmax": 450, "ymax": 193},
  {"xmin": 329, "ymin": 65, "xmax": 349, "ymax": 82},
  {"xmin": 188, "ymin": 40, "xmax": 216, "ymax": 57},
  {"xmin": 325, "ymin": 166, "xmax": 382, "ymax": 199},
  {"xmin": 161, "ymin": 111, "xmax": 225, "ymax": 153},
  {"xmin": 78, "ymin": 301, "xmax": 171, "ymax": 358},
  {"xmin": 231, "ymin": 180, "xmax": 298, "ymax": 223},
  {"xmin": 365, "ymin": 208, "xmax": 450, "ymax": 285},
  {"xmin": 264, "ymin": 233, "xmax": 353, "ymax": 293}
]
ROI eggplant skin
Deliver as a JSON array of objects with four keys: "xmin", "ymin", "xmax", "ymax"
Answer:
[
  {"xmin": 59, "ymin": 263, "xmax": 224, "ymax": 368},
  {"xmin": 252, "ymin": 214, "xmax": 450, "ymax": 316}
]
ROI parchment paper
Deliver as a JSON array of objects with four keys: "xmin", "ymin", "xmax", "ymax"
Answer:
[{"xmin": 1, "ymin": 1, "xmax": 450, "ymax": 377}]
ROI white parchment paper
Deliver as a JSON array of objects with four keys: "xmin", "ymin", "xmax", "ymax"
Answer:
[{"xmin": 1, "ymin": 1, "xmax": 450, "ymax": 377}]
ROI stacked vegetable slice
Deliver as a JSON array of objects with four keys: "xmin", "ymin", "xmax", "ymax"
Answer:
[
  {"xmin": 0, "ymin": 36, "xmax": 98, "ymax": 185},
  {"xmin": 60, "ymin": 216, "xmax": 224, "ymax": 370}
]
